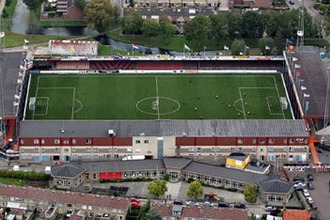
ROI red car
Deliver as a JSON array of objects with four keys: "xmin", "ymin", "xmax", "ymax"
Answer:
[
  {"xmin": 131, "ymin": 198, "xmax": 141, "ymax": 203},
  {"xmin": 131, "ymin": 202, "xmax": 142, "ymax": 208}
]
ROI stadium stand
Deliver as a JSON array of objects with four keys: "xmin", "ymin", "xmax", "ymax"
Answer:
[
  {"xmin": 49, "ymin": 40, "xmax": 98, "ymax": 56},
  {"xmin": 90, "ymin": 60, "xmax": 134, "ymax": 70},
  {"xmin": 136, "ymin": 61, "xmax": 183, "ymax": 70},
  {"xmin": 55, "ymin": 61, "xmax": 90, "ymax": 70}
]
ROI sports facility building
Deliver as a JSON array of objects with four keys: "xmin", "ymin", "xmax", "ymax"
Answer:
[{"xmin": 12, "ymin": 47, "xmax": 318, "ymax": 165}]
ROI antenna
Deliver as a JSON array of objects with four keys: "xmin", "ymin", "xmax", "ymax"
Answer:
[{"xmin": 296, "ymin": 0, "xmax": 304, "ymax": 51}]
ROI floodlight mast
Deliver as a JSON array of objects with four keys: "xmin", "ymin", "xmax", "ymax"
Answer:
[
  {"xmin": 322, "ymin": 63, "xmax": 330, "ymax": 145},
  {"xmin": 296, "ymin": 0, "xmax": 304, "ymax": 51},
  {"xmin": 0, "ymin": 13, "xmax": 5, "ymax": 145}
]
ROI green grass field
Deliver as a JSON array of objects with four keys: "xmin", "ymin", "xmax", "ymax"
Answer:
[{"xmin": 25, "ymin": 74, "xmax": 292, "ymax": 120}]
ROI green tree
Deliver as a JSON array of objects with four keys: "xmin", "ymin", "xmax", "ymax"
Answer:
[
  {"xmin": 138, "ymin": 200, "xmax": 150, "ymax": 220},
  {"xmin": 241, "ymin": 11, "xmax": 264, "ymax": 38},
  {"xmin": 227, "ymin": 13, "xmax": 243, "ymax": 38},
  {"xmin": 121, "ymin": 12, "xmax": 144, "ymax": 34},
  {"xmin": 184, "ymin": 16, "xmax": 211, "ymax": 48},
  {"xmin": 231, "ymin": 38, "xmax": 246, "ymax": 55},
  {"xmin": 258, "ymin": 38, "xmax": 275, "ymax": 55},
  {"xmin": 84, "ymin": 0, "xmax": 112, "ymax": 33},
  {"xmin": 159, "ymin": 17, "xmax": 176, "ymax": 45},
  {"xmin": 209, "ymin": 14, "xmax": 229, "ymax": 43},
  {"xmin": 243, "ymin": 184, "xmax": 258, "ymax": 203},
  {"xmin": 148, "ymin": 180, "xmax": 167, "ymax": 198},
  {"xmin": 186, "ymin": 181, "xmax": 203, "ymax": 200},
  {"xmin": 74, "ymin": 0, "xmax": 87, "ymax": 11},
  {"xmin": 263, "ymin": 11, "xmax": 279, "ymax": 37},
  {"xmin": 141, "ymin": 19, "xmax": 160, "ymax": 37},
  {"xmin": 144, "ymin": 208, "xmax": 162, "ymax": 220},
  {"xmin": 23, "ymin": 0, "xmax": 43, "ymax": 10}
]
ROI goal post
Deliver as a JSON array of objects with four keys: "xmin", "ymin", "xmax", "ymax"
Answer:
[
  {"xmin": 280, "ymin": 97, "xmax": 288, "ymax": 110},
  {"xmin": 29, "ymin": 97, "xmax": 36, "ymax": 111}
]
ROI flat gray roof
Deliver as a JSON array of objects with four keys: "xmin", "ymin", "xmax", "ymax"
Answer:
[
  {"xmin": 19, "ymin": 119, "xmax": 308, "ymax": 138},
  {"xmin": 0, "ymin": 52, "xmax": 22, "ymax": 116},
  {"xmin": 287, "ymin": 51, "xmax": 329, "ymax": 118}
]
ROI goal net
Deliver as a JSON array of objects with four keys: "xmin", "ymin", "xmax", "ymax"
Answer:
[
  {"xmin": 29, "ymin": 97, "xmax": 36, "ymax": 111},
  {"xmin": 280, "ymin": 97, "xmax": 288, "ymax": 110}
]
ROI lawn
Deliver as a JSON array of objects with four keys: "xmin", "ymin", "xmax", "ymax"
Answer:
[
  {"xmin": 0, "ymin": 177, "xmax": 25, "ymax": 186},
  {"xmin": 25, "ymin": 74, "xmax": 292, "ymax": 120}
]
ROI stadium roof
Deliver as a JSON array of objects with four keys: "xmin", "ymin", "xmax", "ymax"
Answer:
[
  {"xmin": 19, "ymin": 119, "xmax": 308, "ymax": 137},
  {"xmin": 288, "ymin": 51, "xmax": 329, "ymax": 118},
  {"xmin": 0, "ymin": 52, "xmax": 22, "ymax": 117}
]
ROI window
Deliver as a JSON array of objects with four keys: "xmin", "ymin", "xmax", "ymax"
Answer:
[
  {"xmin": 41, "ymin": 139, "xmax": 45, "ymax": 144},
  {"xmin": 269, "ymin": 138, "xmax": 274, "ymax": 144},
  {"xmin": 34, "ymin": 139, "xmax": 39, "ymax": 144},
  {"xmin": 85, "ymin": 139, "xmax": 92, "ymax": 144},
  {"xmin": 289, "ymin": 138, "xmax": 294, "ymax": 144},
  {"xmin": 93, "ymin": 174, "xmax": 97, "ymax": 179},
  {"xmin": 259, "ymin": 139, "xmax": 265, "ymax": 144},
  {"xmin": 237, "ymin": 139, "xmax": 243, "ymax": 144},
  {"xmin": 268, "ymin": 147, "xmax": 274, "ymax": 152},
  {"xmin": 20, "ymin": 139, "xmax": 24, "ymax": 144},
  {"xmin": 135, "ymin": 140, "xmax": 141, "ymax": 144},
  {"xmin": 252, "ymin": 139, "xmax": 257, "ymax": 144},
  {"xmin": 72, "ymin": 139, "xmax": 76, "ymax": 144},
  {"xmin": 63, "ymin": 140, "xmax": 69, "ymax": 144},
  {"xmin": 283, "ymin": 138, "xmax": 288, "ymax": 144},
  {"xmin": 144, "ymin": 140, "xmax": 149, "ymax": 144},
  {"xmin": 54, "ymin": 139, "xmax": 60, "ymax": 144}
]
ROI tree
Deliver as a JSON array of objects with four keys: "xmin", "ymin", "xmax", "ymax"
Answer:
[
  {"xmin": 241, "ymin": 11, "xmax": 264, "ymax": 38},
  {"xmin": 243, "ymin": 184, "xmax": 258, "ymax": 203},
  {"xmin": 186, "ymin": 181, "xmax": 203, "ymax": 200},
  {"xmin": 121, "ymin": 12, "xmax": 144, "ymax": 34},
  {"xmin": 231, "ymin": 39, "xmax": 246, "ymax": 55},
  {"xmin": 148, "ymin": 180, "xmax": 167, "ymax": 198},
  {"xmin": 159, "ymin": 16, "xmax": 176, "ymax": 45},
  {"xmin": 144, "ymin": 208, "xmax": 162, "ymax": 220},
  {"xmin": 74, "ymin": 0, "xmax": 87, "ymax": 11},
  {"xmin": 138, "ymin": 200, "xmax": 150, "ymax": 220},
  {"xmin": 209, "ymin": 14, "xmax": 229, "ymax": 43},
  {"xmin": 184, "ymin": 16, "xmax": 211, "ymax": 48},
  {"xmin": 227, "ymin": 13, "xmax": 243, "ymax": 38},
  {"xmin": 84, "ymin": 0, "xmax": 112, "ymax": 33},
  {"xmin": 23, "ymin": 0, "xmax": 43, "ymax": 10},
  {"xmin": 258, "ymin": 38, "xmax": 275, "ymax": 55},
  {"xmin": 141, "ymin": 19, "xmax": 160, "ymax": 37},
  {"xmin": 262, "ymin": 11, "xmax": 279, "ymax": 38}
]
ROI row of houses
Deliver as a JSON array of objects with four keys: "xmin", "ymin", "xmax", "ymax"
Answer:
[
  {"xmin": 18, "ymin": 119, "xmax": 310, "ymax": 165},
  {"xmin": 51, "ymin": 157, "xmax": 294, "ymax": 206}
]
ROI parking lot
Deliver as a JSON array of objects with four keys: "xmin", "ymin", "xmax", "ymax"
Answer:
[{"xmin": 307, "ymin": 173, "xmax": 330, "ymax": 220}]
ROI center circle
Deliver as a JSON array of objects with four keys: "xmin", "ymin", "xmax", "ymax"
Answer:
[{"xmin": 136, "ymin": 96, "xmax": 181, "ymax": 116}]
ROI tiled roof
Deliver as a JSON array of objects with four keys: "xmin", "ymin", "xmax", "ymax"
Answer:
[
  {"xmin": 73, "ymin": 159, "xmax": 165, "ymax": 172},
  {"xmin": 283, "ymin": 209, "xmax": 310, "ymax": 220},
  {"xmin": 155, "ymin": 205, "xmax": 248, "ymax": 220},
  {"xmin": 19, "ymin": 119, "xmax": 308, "ymax": 138},
  {"xmin": 51, "ymin": 163, "xmax": 86, "ymax": 178},
  {"xmin": 183, "ymin": 161, "xmax": 270, "ymax": 184},
  {"xmin": 259, "ymin": 178, "xmax": 293, "ymax": 194},
  {"xmin": 0, "ymin": 184, "xmax": 129, "ymax": 210},
  {"xmin": 152, "ymin": 204, "xmax": 172, "ymax": 217},
  {"xmin": 163, "ymin": 157, "xmax": 192, "ymax": 169}
]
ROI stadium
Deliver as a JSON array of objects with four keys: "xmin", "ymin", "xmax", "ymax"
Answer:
[{"xmin": 0, "ymin": 40, "xmax": 329, "ymax": 164}]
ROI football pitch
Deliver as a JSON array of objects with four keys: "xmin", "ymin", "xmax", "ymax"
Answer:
[{"xmin": 25, "ymin": 74, "xmax": 292, "ymax": 120}]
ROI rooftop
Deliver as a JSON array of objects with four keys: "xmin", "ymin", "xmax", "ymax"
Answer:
[
  {"xmin": 19, "ymin": 119, "xmax": 308, "ymax": 138},
  {"xmin": 259, "ymin": 178, "xmax": 293, "ymax": 194},
  {"xmin": 0, "ymin": 184, "xmax": 129, "ymax": 209},
  {"xmin": 282, "ymin": 209, "xmax": 310, "ymax": 220}
]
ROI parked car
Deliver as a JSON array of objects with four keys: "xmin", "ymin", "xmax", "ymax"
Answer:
[
  {"xmin": 186, "ymin": 201, "xmax": 199, "ymax": 206},
  {"xmin": 306, "ymin": 197, "xmax": 314, "ymax": 205},
  {"xmin": 218, "ymin": 202, "xmax": 230, "ymax": 208},
  {"xmin": 307, "ymin": 182, "xmax": 315, "ymax": 190},
  {"xmin": 303, "ymin": 189, "xmax": 310, "ymax": 197},
  {"xmin": 131, "ymin": 198, "xmax": 141, "ymax": 203},
  {"xmin": 310, "ymin": 203, "xmax": 317, "ymax": 210},
  {"xmin": 293, "ymin": 176, "xmax": 305, "ymax": 182},
  {"xmin": 234, "ymin": 203, "xmax": 246, "ymax": 209},
  {"xmin": 264, "ymin": 206, "xmax": 277, "ymax": 212},
  {"xmin": 203, "ymin": 201, "xmax": 213, "ymax": 207},
  {"xmin": 294, "ymin": 182, "xmax": 306, "ymax": 188},
  {"xmin": 307, "ymin": 174, "xmax": 314, "ymax": 181}
]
